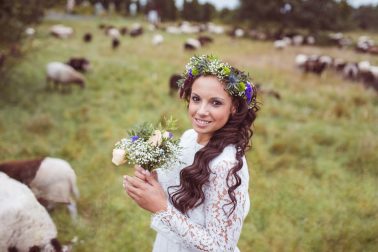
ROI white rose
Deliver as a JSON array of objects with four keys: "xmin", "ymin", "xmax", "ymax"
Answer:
[
  {"xmin": 148, "ymin": 130, "xmax": 162, "ymax": 146},
  {"xmin": 112, "ymin": 148, "xmax": 127, "ymax": 166}
]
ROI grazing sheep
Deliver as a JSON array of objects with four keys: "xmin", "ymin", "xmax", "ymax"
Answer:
[
  {"xmin": 152, "ymin": 34, "xmax": 164, "ymax": 45},
  {"xmin": 25, "ymin": 27, "xmax": 36, "ymax": 36},
  {"xmin": 112, "ymin": 38, "xmax": 120, "ymax": 49},
  {"xmin": 130, "ymin": 23, "xmax": 143, "ymax": 37},
  {"xmin": 106, "ymin": 28, "xmax": 121, "ymax": 39},
  {"xmin": 46, "ymin": 62, "xmax": 85, "ymax": 91},
  {"xmin": 295, "ymin": 54, "xmax": 329, "ymax": 75},
  {"xmin": 184, "ymin": 38, "xmax": 201, "ymax": 50},
  {"xmin": 66, "ymin": 57, "xmax": 90, "ymax": 72},
  {"xmin": 120, "ymin": 27, "xmax": 128, "ymax": 36},
  {"xmin": 169, "ymin": 74, "xmax": 181, "ymax": 96},
  {"xmin": 83, "ymin": 33, "xmax": 92, "ymax": 42},
  {"xmin": 0, "ymin": 172, "xmax": 66, "ymax": 252},
  {"xmin": 274, "ymin": 39, "xmax": 288, "ymax": 50},
  {"xmin": 0, "ymin": 157, "xmax": 80, "ymax": 221},
  {"xmin": 50, "ymin": 24, "xmax": 73, "ymax": 39},
  {"xmin": 197, "ymin": 35, "xmax": 213, "ymax": 46},
  {"xmin": 343, "ymin": 63, "xmax": 359, "ymax": 81}
]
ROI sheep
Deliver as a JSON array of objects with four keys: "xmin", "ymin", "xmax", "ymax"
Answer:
[
  {"xmin": 46, "ymin": 62, "xmax": 85, "ymax": 91},
  {"xmin": 106, "ymin": 28, "xmax": 120, "ymax": 39},
  {"xmin": 197, "ymin": 35, "xmax": 213, "ymax": 46},
  {"xmin": 274, "ymin": 39, "xmax": 288, "ymax": 50},
  {"xmin": 169, "ymin": 74, "xmax": 181, "ymax": 96},
  {"xmin": 130, "ymin": 23, "xmax": 143, "ymax": 37},
  {"xmin": 120, "ymin": 27, "xmax": 128, "ymax": 36},
  {"xmin": 0, "ymin": 172, "xmax": 66, "ymax": 252},
  {"xmin": 25, "ymin": 27, "xmax": 36, "ymax": 36},
  {"xmin": 0, "ymin": 157, "xmax": 80, "ymax": 221},
  {"xmin": 184, "ymin": 38, "xmax": 201, "ymax": 50},
  {"xmin": 83, "ymin": 33, "xmax": 92, "ymax": 43},
  {"xmin": 112, "ymin": 38, "xmax": 120, "ymax": 49},
  {"xmin": 66, "ymin": 57, "xmax": 90, "ymax": 72},
  {"xmin": 50, "ymin": 24, "xmax": 73, "ymax": 39},
  {"xmin": 295, "ymin": 54, "xmax": 329, "ymax": 75},
  {"xmin": 152, "ymin": 34, "xmax": 164, "ymax": 45},
  {"xmin": 343, "ymin": 62, "xmax": 359, "ymax": 81}
]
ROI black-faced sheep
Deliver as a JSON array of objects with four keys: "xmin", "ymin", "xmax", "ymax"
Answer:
[
  {"xmin": 0, "ymin": 172, "xmax": 67, "ymax": 252},
  {"xmin": 46, "ymin": 62, "xmax": 85, "ymax": 91},
  {"xmin": 169, "ymin": 74, "xmax": 181, "ymax": 96},
  {"xmin": 184, "ymin": 38, "xmax": 201, "ymax": 50},
  {"xmin": 130, "ymin": 24, "xmax": 143, "ymax": 37},
  {"xmin": 83, "ymin": 33, "xmax": 92, "ymax": 43},
  {"xmin": 66, "ymin": 57, "xmax": 91, "ymax": 73},
  {"xmin": 197, "ymin": 35, "xmax": 213, "ymax": 46},
  {"xmin": 112, "ymin": 38, "xmax": 120, "ymax": 49},
  {"xmin": 0, "ymin": 157, "xmax": 80, "ymax": 221}
]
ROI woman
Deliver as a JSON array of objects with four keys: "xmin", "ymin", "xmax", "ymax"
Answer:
[{"xmin": 123, "ymin": 55, "xmax": 259, "ymax": 251}]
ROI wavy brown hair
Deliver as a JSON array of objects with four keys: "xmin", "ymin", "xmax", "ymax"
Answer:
[{"xmin": 168, "ymin": 74, "xmax": 259, "ymax": 216}]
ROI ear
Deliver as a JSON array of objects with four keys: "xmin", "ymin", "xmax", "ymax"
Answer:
[{"xmin": 231, "ymin": 104, "xmax": 237, "ymax": 115}]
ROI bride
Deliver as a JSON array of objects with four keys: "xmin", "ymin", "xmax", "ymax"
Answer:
[{"xmin": 123, "ymin": 55, "xmax": 259, "ymax": 251}]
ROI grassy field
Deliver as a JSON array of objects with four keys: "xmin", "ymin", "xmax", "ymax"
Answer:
[{"xmin": 0, "ymin": 15, "xmax": 377, "ymax": 252}]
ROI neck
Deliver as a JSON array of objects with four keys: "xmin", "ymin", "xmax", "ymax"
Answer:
[{"xmin": 196, "ymin": 134, "xmax": 210, "ymax": 146}]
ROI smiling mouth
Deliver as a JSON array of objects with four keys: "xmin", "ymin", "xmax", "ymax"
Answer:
[{"xmin": 195, "ymin": 118, "xmax": 211, "ymax": 126}]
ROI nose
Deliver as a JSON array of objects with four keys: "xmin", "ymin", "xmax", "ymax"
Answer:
[{"xmin": 197, "ymin": 103, "xmax": 209, "ymax": 116}]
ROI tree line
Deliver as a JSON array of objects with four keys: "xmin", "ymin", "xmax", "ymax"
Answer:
[{"xmin": 1, "ymin": 0, "xmax": 378, "ymax": 44}]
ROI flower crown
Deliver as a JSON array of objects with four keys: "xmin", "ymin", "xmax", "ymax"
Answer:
[{"xmin": 177, "ymin": 55, "xmax": 257, "ymax": 109}]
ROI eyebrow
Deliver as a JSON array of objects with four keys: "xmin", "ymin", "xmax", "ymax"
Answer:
[{"xmin": 191, "ymin": 92, "xmax": 226, "ymax": 101}]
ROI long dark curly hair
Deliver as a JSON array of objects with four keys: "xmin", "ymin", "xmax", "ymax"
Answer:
[{"xmin": 168, "ymin": 74, "xmax": 259, "ymax": 216}]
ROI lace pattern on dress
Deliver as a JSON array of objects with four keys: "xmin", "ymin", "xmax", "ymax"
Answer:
[{"xmin": 151, "ymin": 159, "xmax": 248, "ymax": 252}]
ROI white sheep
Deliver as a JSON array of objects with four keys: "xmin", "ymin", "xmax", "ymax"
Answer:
[
  {"xmin": 50, "ymin": 24, "xmax": 73, "ymax": 39},
  {"xmin": 46, "ymin": 62, "xmax": 85, "ymax": 91},
  {"xmin": 0, "ymin": 157, "xmax": 80, "ymax": 221},
  {"xmin": 152, "ymin": 34, "xmax": 164, "ymax": 45},
  {"xmin": 0, "ymin": 172, "xmax": 66, "ymax": 252},
  {"xmin": 184, "ymin": 38, "xmax": 201, "ymax": 50}
]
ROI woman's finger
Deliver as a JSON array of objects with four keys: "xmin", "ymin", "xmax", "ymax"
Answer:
[
  {"xmin": 126, "ymin": 175, "xmax": 147, "ymax": 189},
  {"xmin": 134, "ymin": 169, "xmax": 146, "ymax": 181},
  {"xmin": 124, "ymin": 181, "xmax": 141, "ymax": 197}
]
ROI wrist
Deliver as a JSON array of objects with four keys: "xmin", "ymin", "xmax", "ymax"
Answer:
[{"xmin": 154, "ymin": 200, "xmax": 168, "ymax": 213}]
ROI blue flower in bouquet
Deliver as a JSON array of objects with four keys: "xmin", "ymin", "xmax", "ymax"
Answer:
[
  {"xmin": 112, "ymin": 118, "xmax": 181, "ymax": 171},
  {"xmin": 131, "ymin": 135, "xmax": 139, "ymax": 142}
]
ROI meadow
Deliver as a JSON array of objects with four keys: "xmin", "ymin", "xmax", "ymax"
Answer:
[{"xmin": 0, "ymin": 15, "xmax": 377, "ymax": 252}]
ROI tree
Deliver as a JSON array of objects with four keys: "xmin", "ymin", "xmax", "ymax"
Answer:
[{"xmin": 0, "ymin": 0, "xmax": 62, "ymax": 43}]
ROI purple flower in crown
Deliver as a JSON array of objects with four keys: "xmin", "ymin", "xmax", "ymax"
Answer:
[
  {"xmin": 245, "ymin": 82, "xmax": 253, "ymax": 104},
  {"xmin": 188, "ymin": 68, "xmax": 193, "ymax": 78},
  {"xmin": 131, "ymin": 135, "xmax": 139, "ymax": 142}
]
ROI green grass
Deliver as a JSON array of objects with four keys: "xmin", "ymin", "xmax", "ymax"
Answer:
[{"xmin": 0, "ymin": 16, "xmax": 377, "ymax": 252}]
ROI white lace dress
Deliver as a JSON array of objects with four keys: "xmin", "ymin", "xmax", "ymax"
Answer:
[{"xmin": 151, "ymin": 129, "xmax": 250, "ymax": 252}]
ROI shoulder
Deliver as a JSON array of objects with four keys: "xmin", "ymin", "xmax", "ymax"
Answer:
[
  {"xmin": 209, "ymin": 145, "xmax": 237, "ymax": 171},
  {"xmin": 179, "ymin": 129, "xmax": 196, "ymax": 145}
]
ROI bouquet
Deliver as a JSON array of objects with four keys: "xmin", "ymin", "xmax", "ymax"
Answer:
[{"xmin": 111, "ymin": 117, "xmax": 181, "ymax": 171}]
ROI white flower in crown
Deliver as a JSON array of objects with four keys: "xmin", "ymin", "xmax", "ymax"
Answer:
[
  {"xmin": 112, "ymin": 148, "xmax": 127, "ymax": 166},
  {"xmin": 148, "ymin": 130, "xmax": 163, "ymax": 146}
]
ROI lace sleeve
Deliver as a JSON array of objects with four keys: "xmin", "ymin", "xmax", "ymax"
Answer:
[{"xmin": 151, "ymin": 159, "xmax": 248, "ymax": 251}]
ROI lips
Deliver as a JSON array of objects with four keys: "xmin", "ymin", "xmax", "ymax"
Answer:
[{"xmin": 194, "ymin": 118, "xmax": 211, "ymax": 127}]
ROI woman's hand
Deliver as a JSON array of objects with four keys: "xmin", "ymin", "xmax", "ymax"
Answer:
[
  {"xmin": 123, "ymin": 169, "xmax": 167, "ymax": 213},
  {"xmin": 134, "ymin": 165, "xmax": 158, "ymax": 183}
]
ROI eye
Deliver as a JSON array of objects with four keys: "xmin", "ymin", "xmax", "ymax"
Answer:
[
  {"xmin": 191, "ymin": 95, "xmax": 200, "ymax": 102},
  {"xmin": 212, "ymin": 100, "xmax": 223, "ymax": 106}
]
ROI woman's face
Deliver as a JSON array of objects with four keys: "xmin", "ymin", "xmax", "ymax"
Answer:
[{"xmin": 189, "ymin": 76, "xmax": 235, "ymax": 145}]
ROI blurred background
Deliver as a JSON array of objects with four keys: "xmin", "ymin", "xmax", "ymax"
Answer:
[{"xmin": 0, "ymin": 0, "xmax": 377, "ymax": 251}]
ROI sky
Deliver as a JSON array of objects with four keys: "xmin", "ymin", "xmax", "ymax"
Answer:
[{"xmin": 176, "ymin": 0, "xmax": 378, "ymax": 10}]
